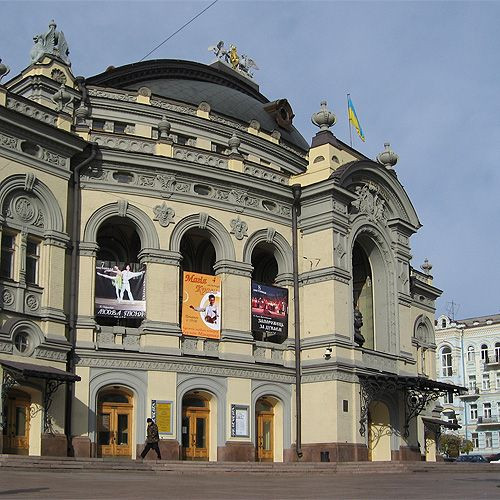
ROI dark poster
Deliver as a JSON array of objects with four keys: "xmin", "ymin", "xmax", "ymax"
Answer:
[
  {"xmin": 95, "ymin": 262, "xmax": 146, "ymax": 319},
  {"xmin": 251, "ymin": 281, "xmax": 288, "ymax": 341}
]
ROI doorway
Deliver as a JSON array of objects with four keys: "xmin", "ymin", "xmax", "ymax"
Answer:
[
  {"xmin": 256, "ymin": 398, "xmax": 274, "ymax": 462},
  {"xmin": 2, "ymin": 390, "xmax": 30, "ymax": 455},
  {"xmin": 368, "ymin": 401, "xmax": 392, "ymax": 461},
  {"xmin": 182, "ymin": 394, "xmax": 209, "ymax": 461},
  {"xmin": 97, "ymin": 387, "xmax": 133, "ymax": 458}
]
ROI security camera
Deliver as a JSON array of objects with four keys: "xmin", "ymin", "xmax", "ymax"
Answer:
[{"xmin": 324, "ymin": 347, "xmax": 332, "ymax": 360}]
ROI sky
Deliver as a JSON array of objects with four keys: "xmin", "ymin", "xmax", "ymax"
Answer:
[{"xmin": 1, "ymin": 0, "xmax": 499, "ymax": 319}]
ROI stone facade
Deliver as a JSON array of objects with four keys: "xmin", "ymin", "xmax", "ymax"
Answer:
[{"xmin": 0, "ymin": 24, "xmax": 447, "ymax": 462}]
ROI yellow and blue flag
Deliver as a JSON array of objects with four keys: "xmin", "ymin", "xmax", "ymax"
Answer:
[{"xmin": 348, "ymin": 96, "xmax": 365, "ymax": 142}]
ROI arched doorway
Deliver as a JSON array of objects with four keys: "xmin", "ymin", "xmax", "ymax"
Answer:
[
  {"xmin": 96, "ymin": 386, "xmax": 133, "ymax": 458},
  {"xmin": 181, "ymin": 392, "xmax": 210, "ymax": 461},
  {"xmin": 368, "ymin": 401, "xmax": 392, "ymax": 461},
  {"xmin": 2, "ymin": 389, "xmax": 31, "ymax": 455},
  {"xmin": 255, "ymin": 397, "xmax": 275, "ymax": 462}
]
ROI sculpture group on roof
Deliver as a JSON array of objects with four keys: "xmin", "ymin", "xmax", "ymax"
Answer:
[
  {"xmin": 208, "ymin": 41, "xmax": 259, "ymax": 78},
  {"xmin": 30, "ymin": 20, "xmax": 71, "ymax": 66}
]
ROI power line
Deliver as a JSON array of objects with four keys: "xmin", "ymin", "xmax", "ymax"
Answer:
[{"xmin": 139, "ymin": 0, "xmax": 219, "ymax": 62}]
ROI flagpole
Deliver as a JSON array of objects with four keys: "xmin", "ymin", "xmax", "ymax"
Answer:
[{"xmin": 347, "ymin": 93, "xmax": 353, "ymax": 147}]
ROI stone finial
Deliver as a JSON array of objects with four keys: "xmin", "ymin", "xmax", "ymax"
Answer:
[
  {"xmin": 75, "ymin": 104, "xmax": 89, "ymax": 125},
  {"xmin": 52, "ymin": 83, "xmax": 73, "ymax": 112},
  {"xmin": 0, "ymin": 58, "xmax": 10, "ymax": 82},
  {"xmin": 311, "ymin": 100, "xmax": 336, "ymax": 131},
  {"xmin": 420, "ymin": 258, "xmax": 433, "ymax": 275},
  {"xmin": 377, "ymin": 142, "xmax": 399, "ymax": 169},
  {"xmin": 228, "ymin": 133, "xmax": 241, "ymax": 154},
  {"xmin": 158, "ymin": 116, "xmax": 171, "ymax": 139}
]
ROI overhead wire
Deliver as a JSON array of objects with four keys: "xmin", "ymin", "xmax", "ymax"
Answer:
[{"xmin": 139, "ymin": 0, "xmax": 219, "ymax": 62}]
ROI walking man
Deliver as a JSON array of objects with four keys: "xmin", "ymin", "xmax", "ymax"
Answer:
[{"xmin": 140, "ymin": 418, "xmax": 162, "ymax": 460}]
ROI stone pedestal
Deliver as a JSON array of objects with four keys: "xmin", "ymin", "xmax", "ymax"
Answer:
[
  {"xmin": 41, "ymin": 433, "xmax": 68, "ymax": 456},
  {"xmin": 137, "ymin": 440, "xmax": 180, "ymax": 460},
  {"xmin": 72, "ymin": 436, "xmax": 91, "ymax": 458},
  {"xmin": 217, "ymin": 442, "xmax": 255, "ymax": 462},
  {"xmin": 284, "ymin": 442, "xmax": 369, "ymax": 462}
]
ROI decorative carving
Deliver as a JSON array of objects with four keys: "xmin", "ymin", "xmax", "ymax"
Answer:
[
  {"xmin": 266, "ymin": 228, "xmax": 276, "ymax": 244},
  {"xmin": 2, "ymin": 289, "xmax": 14, "ymax": 306},
  {"xmin": 229, "ymin": 216, "xmax": 248, "ymax": 240},
  {"xmin": 420, "ymin": 258, "xmax": 432, "ymax": 275},
  {"xmin": 311, "ymin": 100, "xmax": 336, "ymax": 131},
  {"xmin": 123, "ymin": 334, "xmax": 140, "ymax": 347},
  {"xmin": 198, "ymin": 101, "xmax": 211, "ymax": 113},
  {"xmin": 182, "ymin": 338, "xmax": 198, "ymax": 351},
  {"xmin": 30, "ymin": 20, "xmax": 71, "ymax": 66},
  {"xmin": 153, "ymin": 202, "xmax": 175, "ymax": 227},
  {"xmin": 92, "ymin": 133, "xmax": 155, "ymax": 154},
  {"xmin": 155, "ymin": 174, "xmax": 176, "ymax": 197},
  {"xmin": 248, "ymin": 119, "xmax": 260, "ymax": 131},
  {"xmin": 88, "ymin": 88, "xmax": 136, "ymax": 102},
  {"xmin": 50, "ymin": 68, "xmax": 67, "ymax": 84},
  {"xmin": 117, "ymin": 199, "xmax": 128, "ymax": 217},
  {"xmin": 203, "ymin": 339, "xmax": 219, "ymax": 353},
  {"xmin": 25, "ymin": 294, "xmax": 40, "ymax": 311},
  {"xmin": 14, "ymin": 197, "xmax": 35, "ymax": 222},
  {"xmin": 243, "ymin": 164, "xmax": 287, "ymax": 185},
  {"xmin": 198, "ymin": 213, "xmax": 209, "ymax": 230},
  {"xmin": 5, "ymin": 98, "xmax": 57, "ymax": 126},
  {"xmin": 52, "ymin": 83, "xmax": 74, "ymax": 112},
  {"xmin": 24, "ymin": 173, "xmax": 36, "ymax": 192},
  {"xmin": 0, "ymin": 132, "xmax": 20, "ymax": 149},
  {"xmin": 173, "ymin": 146, "xmax": 228, "ymax": 169},
  {"xmin": 138, "ymin": 86, "xmax": 151, "ymax": 97},
  {"xmin": 351, "ymin": 184, "xmax": 387, "ymax": 224}
]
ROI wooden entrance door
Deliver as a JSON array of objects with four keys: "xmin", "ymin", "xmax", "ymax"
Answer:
[
  {"xmin": 256, "ymin": 412, "xmax": 274, "ymax": 462},
  {"xmin": 182, "ymin": 407, "xmax": 209, "ymax": 461},
  {"xmin": 3, "ymin": 393, "xmax": 30, "ymax": 455},
  {"xmin": 97, "ymin": 404, "xmax": 132, "ymax": 457}
]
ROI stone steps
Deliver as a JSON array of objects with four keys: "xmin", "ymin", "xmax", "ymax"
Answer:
[{"xmin": 1, "ymin": 455, "xmax": 499, "ymax": 474}]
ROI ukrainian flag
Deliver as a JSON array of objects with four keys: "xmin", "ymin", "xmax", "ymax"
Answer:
[{"xmin": 348, "ymin": 96, "xmax": 365, "ymax": 142}]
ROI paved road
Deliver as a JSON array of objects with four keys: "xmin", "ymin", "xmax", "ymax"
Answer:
[{"xmin": 0, "ymin": 470, "xmax": 498, "ymax": 499}]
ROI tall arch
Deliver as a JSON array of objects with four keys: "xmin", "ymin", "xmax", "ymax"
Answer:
[
  {"xmin": 88, "ymin": 369, "xmax": 148, "ymax": 448},
  {"xmin": 349, "ymin": 221, "xmax": 398, "ymax": 354},
  {"xmin": 176, "ymin": 375, "xmax": 227, "ymax": 449},
  {"xmin": 414, "ymin": 315, "xmax": 434, "ymax": 345},
  {"xmin": 170, "ymin": 213, "xmax": 235, "ymax": 262},
  {"xmin": 0, "ymin": 174, "xmax": 64, "ymax": 234},
  {"xmin": 243, "ymin": 229, "xmax": 293, "ymax": 279},
  {"xmin": 83, "ymin": 202, "xmax": 159, "ymax": 250}
]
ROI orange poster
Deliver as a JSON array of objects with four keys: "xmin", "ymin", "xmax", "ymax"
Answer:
[{"xmin": 182, "ymin": 272, "xmax": 221, "ymax": 339}]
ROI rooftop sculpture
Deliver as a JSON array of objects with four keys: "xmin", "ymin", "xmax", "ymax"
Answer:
[
  {"xmin": 30, "ymin": 20, "xmax": 71, "ymax": 66},
  {"xmin": 208, "ymin": 41, "xmax": 258, "ymax": 78}
]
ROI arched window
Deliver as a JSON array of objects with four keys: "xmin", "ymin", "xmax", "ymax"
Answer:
[
  {"xmin": 441, "ymin": 346, "xmax": 452, "ymax": 376},
  {"xmin": 467, "ymin": 346, "xmax": 475, "ymax": 362},
  {"xmin": 352, "ymin": 241, "xmax": 374, "ymax": 349},
  {"xmin": 481, "ymin": 344, "xmax": 489, "ymax": 363},
  {"xmin": 495, "ymin": 343, "xmax": 500, "ymax": 363},
  {"xmin": 441, "ymin": 318, "xmax": 447, "ymax": 328}
]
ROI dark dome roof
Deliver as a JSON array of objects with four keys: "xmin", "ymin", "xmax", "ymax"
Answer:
[{"xmin": 86, "ymin": 59, "xmax": 309, "ymax": 152}]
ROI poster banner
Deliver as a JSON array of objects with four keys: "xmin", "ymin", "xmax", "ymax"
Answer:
[
  {"xmin": 231, "ymin": 405, "xmax": 249, "ymax": 437},
  {"xmin": 251, "ymin": 281, "xmax": 288, "ymax": 341},
  {"xmin": 95, "ymin": 262, "xmax": 146, "ymax": 319},
  {"xmin": 182, "ymin": 271, "xmax": 221, "ymax": 339},
  {"xmin": 151, "ymin": 400, "xmax": 173, "ymax": 435}
]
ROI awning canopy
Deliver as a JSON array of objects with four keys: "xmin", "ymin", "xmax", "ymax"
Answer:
[
  {"xmin": 0, "ymin": 359, "xmax": 80, "ymax": 383},
  {"xmin": 422, "ymin": 416, "xmax": 461, "ymax": 430}
]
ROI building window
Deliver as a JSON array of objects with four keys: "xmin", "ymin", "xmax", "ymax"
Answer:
[
  {"xmin": 468, "ymin": 375, "xmax": 476, "ymax": 391},
  {"xmin": 497, "ymin": 402, "xmax": 500, "ymax": 418},
  {"xmin": 441, "ymin": 346, "xmax": 453, "ymax": 376},
  {"xmin": 211, "ymin": 142, "xmax": 226, "ymax": 154},
  {"xmin": 467, "ymin": 346, "xmax": 475, "ymax": 362},
  {"xmin": 26, "ymin": 238, "xmax": 40, "ymax": 285},
  {"xmin": 495, "ymin": 343, "xmax": 500, "ymax": 363},
  {"xmin": 175, "ymin": 133, "xmax": 196, "ymax": 147},
  {"xmin": 441, "ymin": 318, "xmax": 447, "ymax": 328},
  {"xmin": 470, "ymin": 404, "xmax": 478, "ymax": 420},
  {"xmin": 482, "ymin": 374, "xmax": 490, "ymax": 391},
  {"xmin": 13, "ymin": 331, "xmax": 29, "ymax": 354},
  {"xmin": 1, "ymin": 232, "xmax": 16, "ymax": 279},
  {"xmin": 443, "ymin": 391, "xmax": 454, "ymax": 404},
  {"xmin": 485, "ymin": 432, "xmax": 493, "ymax": 448},
  {"xmin": 496, "ymin": 372, "xmax": 500, "ymax": 390},
  {"xmin": 484, "ymin": 402, "xmax": 492, "ymax": 419},
  {"xmin": 472, "ymin": 433, "xmax": 479, "ymax": 448},
  {"xmin": 481, "ymin": 344, "xmax": 489, "ymax": 363},
  {"xmin": 92, "ymin": 119, "xmax": 105, "ymax": 131}
]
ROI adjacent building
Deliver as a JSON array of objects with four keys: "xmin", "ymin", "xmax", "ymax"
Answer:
[
  {"xmin": 436, "ymin": 313, "xmax": 500, "ymax": 456},
  {"xmin": 0, "ymin": 21, "xmax": 458, "ymax": 462}
]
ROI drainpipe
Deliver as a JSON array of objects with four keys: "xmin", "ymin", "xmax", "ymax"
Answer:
[
  {"xmin": 459, "ymin": 325, "xmax": 468, "ymax": 442},
  {"xmin": 291, "ymin": 184, "xmax": 303, "ymax": 459},
  {"xmin": 65, "ymin": 143, "xmax": 98, "ymax": 453}
]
